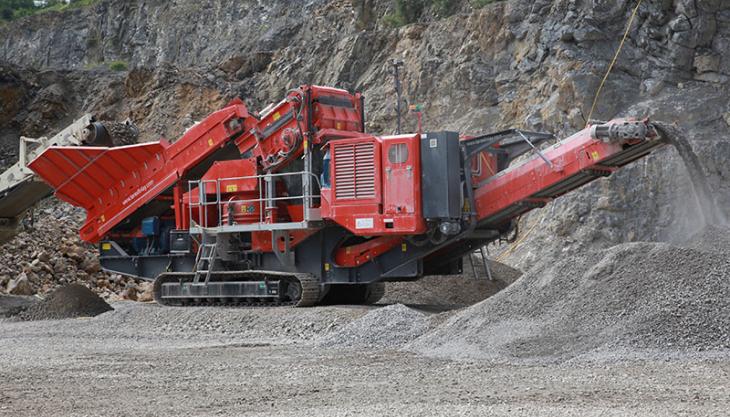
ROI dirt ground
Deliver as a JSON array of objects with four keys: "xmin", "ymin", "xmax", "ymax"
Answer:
[{"xmin": 1, "ymin": 302, "xmax": 728, "ymax": 417}]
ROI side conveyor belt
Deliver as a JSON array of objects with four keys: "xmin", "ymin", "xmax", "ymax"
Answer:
[{"xmin": 473, "ymin": 120, "xmax": 666, "ymax": 229}]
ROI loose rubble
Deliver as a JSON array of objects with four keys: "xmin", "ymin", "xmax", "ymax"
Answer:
[
  {"xmin": 5, "ymin": 273, "xmax": 33, "ymax": 295},
  {"xmin": 0, "ymin": 200, "xmax": 152, "ymax": 301},
  {"xmin": 98, "ymin": 120, "xmax": 139, "ymax": 146},
  {"xmin": 409, "ymin": 226, "xmax": 730, "ymax": 362}
]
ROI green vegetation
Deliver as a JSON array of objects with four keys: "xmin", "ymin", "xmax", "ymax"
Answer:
[
  {"xmin": 83, "ymin": 61, "xmax": 102, "ymax": 70},
  {"xmin": 1, "ymin": 0, "xmax": 98, "ymax": 22},
  {"xmin": 431, "ymin": 0, "xmax": 456, "ymax": 16},
  {"xmin": 107, "ymin": 60, "xmax": 127, "ymax": 71},
  {"xmin": 472, "ymin": 0, "xmax": 501, "ymax": 8},
  {"xmin": 383, "ymin": 0, "xmax": 457, "ymax": 28},
  {"xmin": 1, "ymin": 0, "xmax": 33, "ymax": 21}
]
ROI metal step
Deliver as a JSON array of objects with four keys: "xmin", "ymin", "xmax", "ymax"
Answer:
[
  {"xmin": 467, "ymin": 246, "xmax": 493, "ymax": 281},
  {"xmin": 193, "ymin": 242, "xmax": 218, "ymax": 284}
]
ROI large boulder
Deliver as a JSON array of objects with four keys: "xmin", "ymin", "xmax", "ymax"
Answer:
[{"xmin": 7, "ymin": 273, "xmax": 33, "ymax": 296}]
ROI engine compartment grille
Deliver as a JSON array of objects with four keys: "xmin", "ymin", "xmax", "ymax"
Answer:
[{"xmin": 333, "ymin": 142, "xmax": 376, "ymax": 200}]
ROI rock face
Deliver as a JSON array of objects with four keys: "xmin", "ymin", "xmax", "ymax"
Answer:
[{"xmin": 0, "ymin": 0, "xmax": 728, "ymax": 281}]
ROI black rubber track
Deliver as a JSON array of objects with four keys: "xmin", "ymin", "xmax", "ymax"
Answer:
[{"xmin": 153, "ymin": 271, "xmax": 322, "ymax": 307}]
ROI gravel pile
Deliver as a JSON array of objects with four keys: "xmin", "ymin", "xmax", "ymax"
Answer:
[
  {"xmin": 15, "ymin": 284, "xmax": 113, "ymax": 321},
  {"xmin": 685, "ymin": 225, "xmax": 730, "ymax": 255},
  {"xmin": 0, "ymin": 200, "xmax": 151, "ymax": 301},
  {"xmin": 409, "ymin": 227, "xmax": 730, "ymax": 362},
  {"xmin": 0, "ymin": 294, "xmax": 38, "ymax": 317},
  {"xmin": 317, "ymin": 304, "xmax": 432, "ymax": 349},
  {"xmin": 381, "ymin": 258, "xmax": 521, "ymax": 306}
]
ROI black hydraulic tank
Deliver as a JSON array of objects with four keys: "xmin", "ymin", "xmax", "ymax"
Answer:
[{"xmin": 420, "ymin": 131, "xmax": 462, "ymax": 219}]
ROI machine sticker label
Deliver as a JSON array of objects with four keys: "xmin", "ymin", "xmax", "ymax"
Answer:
[
  {"xmin": 226, "ymin": 184, "xmax": 238, "ymax": 192},
  {"xmin": 273, "ymin": 112, "xmax": 281, "ymax": 121},
  {"xmin": 101, "ymin": 243, "xmax": 111, "ymax": 251},
  {"xmin": 355, "ymin": 218, "xmax": 374, "ymax": 229},
  {"xmin": 123, "ymin": 180, "xmax": 154, "ymax": 205},
  {"xmin": 207, "ymin": 138, "xmax": 214, "ymax": 147},
  {"xmin": 429, "ymin": 138, "xmax": 438, "ymax": 148},
  {"xmin": 591, "ymin": 151, "xmax": 600, "ymax": 160}
]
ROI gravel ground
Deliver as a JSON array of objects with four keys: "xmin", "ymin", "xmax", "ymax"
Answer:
[
  {"xmin": 0, "ymin": 228, "xmax": 727, "ymax": 416},
  {"xmin": 317, "ymin": 304, "xmax": 432, "ymax": 349},
  {"xmin": 1, "ymin": 302, "xmax": 729, "ymax": 417}
]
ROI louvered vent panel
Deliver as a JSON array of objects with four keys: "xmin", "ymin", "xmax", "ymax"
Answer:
[{"xmin": 334, "ymin": 142, "xmax": 376, "ymax": 200}]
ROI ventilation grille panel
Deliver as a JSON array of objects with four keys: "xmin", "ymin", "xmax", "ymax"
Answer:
[{"xmin": 334, "ymin": 142, "xmax": 376, "ymax": 200}]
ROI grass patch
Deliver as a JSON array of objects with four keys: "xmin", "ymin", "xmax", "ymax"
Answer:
[
  {"xmin": 472, "ymin": 0, "xmax": 502, "ymax": 8},
  {"xmin": 1, "ymin": 0, "xmax": 99, "ymax": 23},
  {"xmin": 39, "ymin": 0, "xmax": 98, "ymax": 13},
  {"xmin": 383, "ymin": 12, "xmax": 406, "ymax": 28},
  {"xmin": 108, "ymin": 60, "xmax": 128, "ymax": 71},
  {"xmin": 382, "ymin": 0, "xmax": 459, "ymax": 28}
]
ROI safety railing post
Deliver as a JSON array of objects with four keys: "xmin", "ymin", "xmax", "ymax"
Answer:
[
  {"xmin": 258, "ymin": 176, "xmax": 263, "ymax": 224},
  {"xmin": 188, "ymin": 180, "xmax": 192, "ymax": 230},
  {"xmin": 216, "ymin": 178, "xmax": 222, "ymax": 228},
  {"xmin": 198, "ymin": 181, "xmax": 206, "ymax": 228},
  {"xmin": 264, "ymin": 173, "xmax": 275, "ymax": 223},
  {"xmin": 303, "ymin": 151, "xmax": 313, "ymax": 221}
]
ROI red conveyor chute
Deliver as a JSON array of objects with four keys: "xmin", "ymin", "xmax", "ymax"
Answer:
[{"xmin": 28, "ymin": 142, "xmax": 175, "ymax": 242}]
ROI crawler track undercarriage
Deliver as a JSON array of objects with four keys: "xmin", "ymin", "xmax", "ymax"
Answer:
[{"xmin": 153, "ymin": 271, "xmax": 385, "ymax": 307}]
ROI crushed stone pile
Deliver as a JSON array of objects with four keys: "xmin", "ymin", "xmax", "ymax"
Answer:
[
  {"xmin": 381, "ymin": 259, "xmax": 522, "ymax": 306},
  {"xmin": 0, "ymin": 294, "xmax": 38, "ymax": 317},
  {"xmin": 16, "ymin": 284, "xmax": 113, "ymax": 321},
  {"xmin": 317, "ymin": 304, "xmax": 432, "ymax": 349},
  {"xmin": 684, "ymin": 225, "xmax": 730, "ymax": 255},
  {"xmin": 409, "ymin": 227, "xmax": 730, "ymax": 363},
  {"xmin": 0, "ymin": 200, "xmax": 151, "ymax": 301}
]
